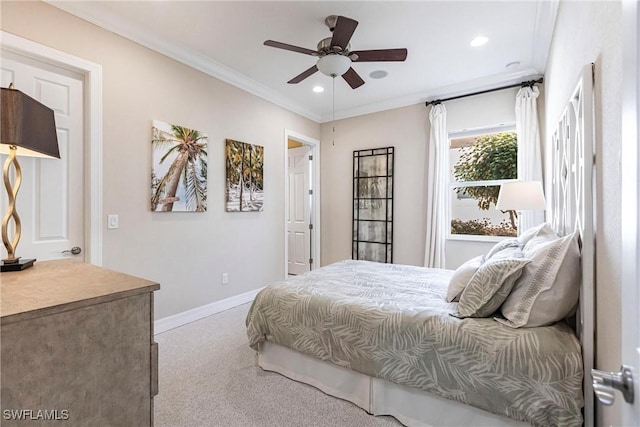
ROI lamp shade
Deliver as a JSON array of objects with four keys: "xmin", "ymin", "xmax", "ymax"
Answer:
[
  {"xmin": 1, "ymin": 87, "xmax": 59, "ymax": 159},
  {"xmin": 317, "ymin": 54, "xmax": 351, "ymax": 77},
  {"xmin": 496, "ymin": 181, "xmax": 546, "ymax": 211}
]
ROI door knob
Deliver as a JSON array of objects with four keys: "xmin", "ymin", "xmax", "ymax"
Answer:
[
  {"xmin": 591, "ymin": 365, "xmax": 634, "ymax": 405},
  {"xmin": 62, "ymin": 246, "xmax": 82, "ymax": 255}
]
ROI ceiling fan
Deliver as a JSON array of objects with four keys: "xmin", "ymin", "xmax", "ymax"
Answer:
[{"xmin": 264, "ymin": 15, "xmax": 408, "ymax": 89}]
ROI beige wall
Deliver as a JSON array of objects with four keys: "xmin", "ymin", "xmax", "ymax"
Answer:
[
  {"xmin": 544, "ymin": 1, "xmax": 622, "ymax": 425},
  {"xmin": 0, "ymin": 1, "xmax": 319, "ymax": 319},
  {"xmin": 320, "ymin": 104, "xmax": 429, "ymax": 266},
  {"xmin": 320, "ymin": 88, "xmax": 522, "ymax": 269}
]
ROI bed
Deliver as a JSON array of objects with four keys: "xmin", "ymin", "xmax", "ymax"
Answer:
[
  {"xmin": 247, "ymin": 259, "xmax": 583, "ymax": 426},
  {"xmin": 246, "ymin": 65, "xmax": 595, "ymax": 427}
]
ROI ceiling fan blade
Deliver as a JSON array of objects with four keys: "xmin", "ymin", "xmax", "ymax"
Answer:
[
  {"xmin": 330, "ymin": 16, "xmax": 359, "ymax": 51},
  {"xmin": 351, "ymin": 48, "xmax": 408, "ymax": 62},
  {"xmin": 264, "ymin": 40, "xmax": 317, "ymax": 56},
  {"xmin": 288, "ymin": 65, "xmax": 319, "ymax": 84},
  {"xmin": 342, "ymin": 67, "xmax": 365, "ymax": 89}
]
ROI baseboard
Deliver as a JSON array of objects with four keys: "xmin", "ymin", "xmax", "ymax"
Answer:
[{"xmin": 154, "ymin": 287, "xmax": 264, "ymax": 334}]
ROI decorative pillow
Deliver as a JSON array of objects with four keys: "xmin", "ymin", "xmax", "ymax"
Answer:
[
  {"xmin": 446, "ymin": 255, "xmax": 484, "ymax": 302},
  {"xmin": 518, "ymin": 222, "xmax": 556, "ymax": 246},
  {"xmin": 485, "ymin": 222, "xmax": 554, "ymax": 260},
  {"xmin": 486, "ymin": 238, "xmax": 520, "ymax": 259},
  {"xmin": 452, "ymin": 252, "xmax": 530, "ymax": 318},
  {"xmin": 497, "ymin": 229, "xmax": 581, "ymax": 328}
]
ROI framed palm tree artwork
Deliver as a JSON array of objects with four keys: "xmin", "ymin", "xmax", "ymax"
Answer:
[
  {"xmin": 225, "ymin": 139, "xmax": 264, "ymax": 212},
  {"xmin": 151, "ymin": 120, "xmax": 208, "ymax": 212}
]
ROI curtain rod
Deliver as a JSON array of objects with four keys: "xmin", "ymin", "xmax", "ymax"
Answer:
[{"xmin": 425, "ymin": 78, "xmax": 543, "ymax": 107}]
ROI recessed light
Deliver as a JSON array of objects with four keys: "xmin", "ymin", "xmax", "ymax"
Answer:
[
  {"xmin": 470, "ymin": 36, "xmax": 488, "ymax": 47},
  {"xmin": 369, "ymin": 70, "xmax": 388, "ymax": 79},
  {"xmin": 312, "ymin": 86, "xmax": 324, "ymax": 93}
]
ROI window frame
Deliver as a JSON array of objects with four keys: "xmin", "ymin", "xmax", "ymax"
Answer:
[{"xmin": 447, "ymin": 124, "xmax": 518, "ymax": 241}]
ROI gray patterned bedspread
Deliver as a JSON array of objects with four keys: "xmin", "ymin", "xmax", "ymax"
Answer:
[{"xmin": 246, "ymin": 260, "xmax": 583, "ymax": 426}]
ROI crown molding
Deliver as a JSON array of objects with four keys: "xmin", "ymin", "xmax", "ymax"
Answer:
[
  {"xmin": 46, "ymin": 1, "xmax": 552, "ymax": 125},
  {"xmin": 532, "ymin": 0, "xmax": 559, "ymax": 73},
  {"xmin": 322, "ymin": 68, "xmax": 542, "ymax": 123},
  {"xmin": 45, "ymin": 1, "xmax": 321, "ymax": 123}
]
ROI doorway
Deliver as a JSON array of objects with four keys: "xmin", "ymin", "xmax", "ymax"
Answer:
[{"xmin": 284, "ymin": 130, "xmax": 320, "ymax": 277}]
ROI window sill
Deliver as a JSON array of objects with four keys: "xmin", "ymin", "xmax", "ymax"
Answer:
[{"xmin": 447, "ymin": 234, "xmax": 509, "ymax": 243}]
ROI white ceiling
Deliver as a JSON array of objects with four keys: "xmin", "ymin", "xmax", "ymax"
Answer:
[{"xmin": 48, "ymin": 1, "xmax": 557, "ymax": 123}]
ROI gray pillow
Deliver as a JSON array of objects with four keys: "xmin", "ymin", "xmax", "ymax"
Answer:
[
  {"xmin": 452, "ymin": 253, "xmax": 530, "ymax": 318},
  {"xmin": 497, "ymin": 229, "xmax": 581, "ymax": 328}
]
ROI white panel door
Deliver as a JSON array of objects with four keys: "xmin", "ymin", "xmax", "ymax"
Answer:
[
  {"xmin": 1, "ymin": 53, "xmax": 85, "ymax": 262},
  {"xmin": 621, "ymin": 0, "xmax": 640, "ymax": 424},
  {"xmin": 287, "ymin": 146, "xmax": 310, "ymax": 275}
]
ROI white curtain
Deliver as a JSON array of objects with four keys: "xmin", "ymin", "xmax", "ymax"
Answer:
[
  {"xmin": 424, "ymin": 104, "xmax": 448, "ymax": 268},
  {"xmin": 515, "ymin": 86, "xmax": 545, "ymax": 232}
]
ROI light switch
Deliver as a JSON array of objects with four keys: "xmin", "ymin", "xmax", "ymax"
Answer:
[{"xmin": 108, "ymin": 214, "xmax": 119, "ymax": 229}]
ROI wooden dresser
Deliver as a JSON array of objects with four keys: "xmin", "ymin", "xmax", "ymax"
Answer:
[{"xmin": 1, "ymin": 260, "xmax": 160, "ymax": 426}]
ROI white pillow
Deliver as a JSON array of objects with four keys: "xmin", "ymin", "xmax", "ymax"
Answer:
[
  {"xmin": 486, "ymin": 238, "xmax": 520, "ymax": 259},
  {"xmin": 446, "ymin": 255, "xmax": 484, "ymax": 302},
  {"xmin": 453, "ymin": 253, "xmax": 530, "ymax": 318},
  {"xmin": 497, "ymin": 229, "xmax": 581, "ymax": 328},
  {"xmin": 485, "ymin": 222, "xmax": 553, "ymax": 259},
  {"xmin": 518, "ymin": 222, "xmax": 556, "ymax": 246}
]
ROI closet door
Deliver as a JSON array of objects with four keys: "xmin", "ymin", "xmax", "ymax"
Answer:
[{"xmin": 1, "ymin": 53, "xmax": 85, "ymax": 263}]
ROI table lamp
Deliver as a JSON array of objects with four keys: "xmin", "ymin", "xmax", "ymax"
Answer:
[
  {"xmin": 1, "ymin": 84, "xmax": 60, "ymax": 272},
  {"xmin": 496, "ymin": 181, "xmax": 546, "ymax": 234}
]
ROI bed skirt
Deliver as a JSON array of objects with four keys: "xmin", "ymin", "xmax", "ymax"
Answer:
[{"xmin": 257, "ymin": 341, "xmax": 529, "ymax": 427}]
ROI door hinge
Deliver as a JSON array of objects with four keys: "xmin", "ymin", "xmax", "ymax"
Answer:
[
  {"xmin": 309, "ymin": 155, "xmax": 313, "ymax": 161},
  {"xmin": 309, "ymin": 189, "xmax": 313, "ymax": 195},
  {"xmin": 309, "ymin": 224, "xmax": 313, "ymax": 230},
  {"xmin": 309, "ymin": 258, "xmax": 313, "ymax": 265}
]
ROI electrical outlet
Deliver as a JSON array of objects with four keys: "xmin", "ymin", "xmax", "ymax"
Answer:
[
  {"xmin": 222, "ymin": 273, "xmax": 229, "ymax": 285},
  {"xmin": 107, "ymin": 214, "xmax": 119, "ymax": 229}
]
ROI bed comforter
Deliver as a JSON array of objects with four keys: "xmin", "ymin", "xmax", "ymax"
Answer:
[{"xmin": 246, "ymin": 260, "xmax": 583, "ymax": 426}]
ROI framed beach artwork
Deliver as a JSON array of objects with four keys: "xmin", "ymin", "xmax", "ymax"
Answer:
[
  {"xmin": 151, "ymin": 120, "xmax": 208, "ymax": 212},
  {"xmin": 225, "ymin": 139, "xmax": 264, "ymax": 212}
]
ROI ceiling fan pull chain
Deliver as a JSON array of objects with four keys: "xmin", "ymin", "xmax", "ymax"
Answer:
[{"xmin": 332, "ymin": 76, "xmax": 336, "ymax": 146}]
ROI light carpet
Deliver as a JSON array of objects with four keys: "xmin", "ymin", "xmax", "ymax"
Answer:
[{"xmin": 154, "ymin": 303, "xmax": 402, "ymax": 427}]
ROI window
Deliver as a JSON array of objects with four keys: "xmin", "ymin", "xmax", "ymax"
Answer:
[{"xmin": 449, "ymin": 127, "xmax": 517, "ymax": 239}]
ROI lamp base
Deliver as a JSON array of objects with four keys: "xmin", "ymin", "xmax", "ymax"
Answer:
[{"xmin": 1, "ymin": 258, "xmax": 36, "ymax": 272}]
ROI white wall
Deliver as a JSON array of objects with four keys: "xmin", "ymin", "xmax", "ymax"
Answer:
[
  {"xmin": 446, "ymin": 88, "xmax": 518, "ymax": 132},
  {"xmin": 0, "ymin": 1, "xmax": 320, "ymax": 320},
  {"xmin": 544, "ymin": 1, "xmax": 622, "ymax": 426}
]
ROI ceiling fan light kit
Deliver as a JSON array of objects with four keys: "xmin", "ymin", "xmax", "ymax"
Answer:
[
  {"xmin": 317, "ymin": 55, "xmax": 351, "ymax": 78},
  {"xmin": 264, "ymin": 14, "xmax": 408, "ymax": 89}
]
